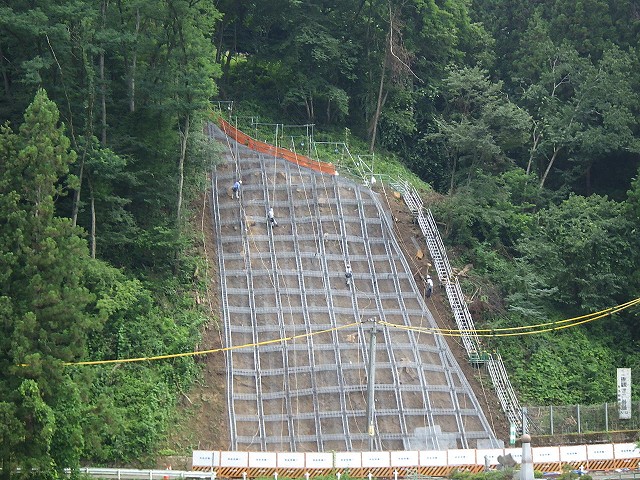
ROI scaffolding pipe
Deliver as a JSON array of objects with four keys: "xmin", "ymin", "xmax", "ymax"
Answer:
[{"xmin": 366, "ymin": 318, "xmax": 378, "ymax": 451}]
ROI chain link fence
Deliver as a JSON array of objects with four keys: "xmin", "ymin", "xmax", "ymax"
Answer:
[{"xmin": 525, "ymin": 402, "xmax": 640, "ymax": 435}]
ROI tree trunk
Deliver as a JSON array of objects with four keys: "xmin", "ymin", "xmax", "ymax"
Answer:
[
  {"xmin": 89, "ymin": 178, "xmax": 96, "ymax": 259},
  {"xmin": 303, "ymin": 97, "xmax": 310, "ymax": 120},
  {"xmin": 326, "ymin": 98, "xmax": 330, "ymax": 124},
  {"xmin": 369, "ymin": 60, "xmax": 386, "ymax": 153},
  {"xmin": 129, "ymin": 7, "xmax": 140, "ymax": 112},
  {"xmin": 99, "ymin": 51, "xmax": 106, "ymax": 144},
  {"xmin": 71, "ymin": 155, "xmax": 84, "ymax": 227},
  {"xmin": 304, "ymin": 94, "xmax": 314, "ymax": 122},
  {"xmin": 539, "ymin": 145, "xmax": 560, "ymax": 189},
  {"xmin": 221, "ymin": 50, "xmax": 232, "ymax": 96},
  {"xmin": 215, "ymin": 21, "xmax": 224, "ymax": 63},
  {"xmin": 177, "ymin": 114, "xmax": 190, "ymax": 225},
  {"xmin": 1, "ymin": 455, "xmax": 12, "ymax": 480},
  {"xmin": 74, "ymin": 24, "xmax": 97, "ymax": 229},
  {"xmin": 449, "ymin": 155, "xmax": 457, "ymax": 194},
  {"xmin": 527, "ymin": 122, "xmax": 541, "ymax": 175},
  {"xmin": 0, "ymin": 45, "xmax": 10, "ymax": 98},
  {"xmin": 220, "ymin": 23, "xmax": 236, "ymax": 96},
  {"xmin": 100, "ymin": 0, "xmax": 108, "ymax": 144}
]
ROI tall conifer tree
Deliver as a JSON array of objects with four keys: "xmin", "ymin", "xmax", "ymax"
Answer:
[{"xmin": 0, "ymin": 89, "xmax": 99, "ymax": 478}]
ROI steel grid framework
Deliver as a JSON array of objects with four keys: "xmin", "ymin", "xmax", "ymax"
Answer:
[{"xmin": 207, "ymin": 123, "xmax": 500, "ymax": 452}]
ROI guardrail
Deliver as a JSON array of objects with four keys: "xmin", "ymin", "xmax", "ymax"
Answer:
[{"xmin": 73, "ymin": 467, "xmax": 215, "ymax": 479}]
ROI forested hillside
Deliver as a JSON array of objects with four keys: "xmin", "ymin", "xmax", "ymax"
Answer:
[
  {"xmin": 1, "ymin": 0, "xmax": 639, "ymax": 477},
  {"xmin": 213, "ymin": 0, "xmax": 640, "ymax": 404}
]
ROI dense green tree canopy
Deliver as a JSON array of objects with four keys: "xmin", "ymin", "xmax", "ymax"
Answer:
[
  {"xmin": 2, "ymin": 0, "xmax": 640, "ymax": 473},
  {"xmin": 0, "ymin": 89, "xmax": 98, "ymax": 478},
  {"xmin": 1, "ymin": 0, "xmax": 218, "ymax": 474}
]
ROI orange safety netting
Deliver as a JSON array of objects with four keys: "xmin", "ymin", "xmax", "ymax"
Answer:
[{"xmin": 217, "ymin": 117, "xmax": 337, "ymax": 176}]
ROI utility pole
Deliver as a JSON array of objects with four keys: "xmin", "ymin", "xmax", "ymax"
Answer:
[{"xmin": 366, "ymin": 318, "xmax": 378, "ymax": 451}]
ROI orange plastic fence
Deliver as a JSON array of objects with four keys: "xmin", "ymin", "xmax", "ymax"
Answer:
[{"xmin": 217, "ymin": 117, "xmax": 337, "ymax": 176}]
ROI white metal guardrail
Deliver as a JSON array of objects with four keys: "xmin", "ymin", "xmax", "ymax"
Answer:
[{"xmin": 71, "ymin": 468, "xmax": 216, "ymax": 479}]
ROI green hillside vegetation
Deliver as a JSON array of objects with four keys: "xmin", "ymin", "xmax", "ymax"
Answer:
[{"xmin": 1, "ymin": 0, "xmax": 640, "ymax": 477}]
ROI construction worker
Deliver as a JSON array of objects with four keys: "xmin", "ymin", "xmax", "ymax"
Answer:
[
  {"xmin": 345, "ymin": 263, "xmax": 353, "ymax": 286},
  {"xmin": 426, "ymin": 275, "xmax": 434, "ymax": 298},
  {"xmin": 232, "ymin": 180, "xmax": 242, "ymax": 199},
  {"xmin": 268, "ymin": 207, "xmax": 278, "ymax": 227}
]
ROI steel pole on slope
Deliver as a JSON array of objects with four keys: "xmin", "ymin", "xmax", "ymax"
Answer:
[{"xmin": 366, "ymin": 318, "xmax": 378, "ymax": 451}]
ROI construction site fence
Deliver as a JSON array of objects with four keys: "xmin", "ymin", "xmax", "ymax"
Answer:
[
  {"xmin": 526, "ymin": 402, "xmax": 640, "ymax": 435},
  {"xmin": 216, "ymin": 117, "xmax": 337, "ymax": 176},
  {"xmin": 63, "ymin": 463, "xmax": 640, "ymax": 480},
  {"xmin": 191, "ymin": 443, "xmax": 640, "ymax": 477}
]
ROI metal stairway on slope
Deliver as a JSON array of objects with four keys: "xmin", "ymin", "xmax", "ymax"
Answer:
[{"xmin": 390, "ymin": 179, "xmax": 524, "ymax": 432}]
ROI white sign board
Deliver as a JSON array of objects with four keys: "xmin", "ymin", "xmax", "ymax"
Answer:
[
  {"xmin": 447, "ymin": 449, "xmax": 476, "ymax": 466},
  {"xmin": 335, "ymin": 452, "xmax": 361, "ymax": 468},
  {"xmin": 277, "ymin": 452, "xmax": 305, "ymax": 469},
  {"xmin": 390, "ymin": 451, "xmax": 420, "ymax": 467},
  {"xmin": 532, "ymin": 447, "xmax": 560, "ymax": 463},
  {"xmin": 504, "ymin": 448, "xmax": 522, "ymax": 463},
  {"xmin": 419, "ymin": 450, "xmax": 447, "ymax": 467},
  {"xmin": 560, "ymin": 445, "xmax": 587, "ymax": 462},
  {"xmin": 587, "ymin": 444, "xmax": 614, "ymax": 460},
  {"xmin": 362, "ymin": 451, "xmax": 390, "ymax": 468},
  {"xmin": 614, "ymin": 443, "xmax": 640, "ymax": 459},
  {"xmin": 220, "ymin": 451, "xmax": 249, "ymax": 467},
  {"xmin": 305, "ymin": 452, "xmax": 334, "ymax": 469},
  {"xmin": 248, "ymin": 452, "xmax": 277, "ymax": 468},
  {"xmin": 617, "ymin": 368, "xmax": 632, "ymax": 420},
  {"xmin": 476, "ymin": 449, "xmax": 504, "ymax": 466},
  {"xmin": 192, "ymin": 450, "xmax": 219, "ymax": 467}
]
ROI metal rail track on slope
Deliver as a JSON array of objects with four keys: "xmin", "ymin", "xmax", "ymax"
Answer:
[
  {"xmin": 235, "ymin": 152, "xmax": 268, "ymax": 449},
  {"xmin": 311, "ymin": 173, "xmax": 353, "ymax": 451},
  {"xmin": 210, "ymin": 169, "xmax": 237, "ymax": 448},
  {"xmin": 331, "ymin": 178, "xmax": 384, "ymax": 449},
  {"xmin": 324, "ymin": 175, "xmax": 382, "ymax": 449},
  {"xmin": 486, "ymin": 352, "xmax": 524, "ymax": 430},
  {"xmin": 206, "ymin": 123, "xmax": 248, "ymax": 448},
  {"xmin": 393, "ymin": 181, "xmax": 481, "ymax": 357},
  {"xmin": 286, "ymin": 162, "xmax": 324, "ymax": 451},
  {"xmin": 370, "ymin": 193, "xmax": 439, "ymax": 450},
  {"xmin": 260, "ymin": 154, "xmax": 296, "ymax": 450},
  {"xmin": 352, "ymin": 185, "xmax": 409, "ymax": 448}
]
